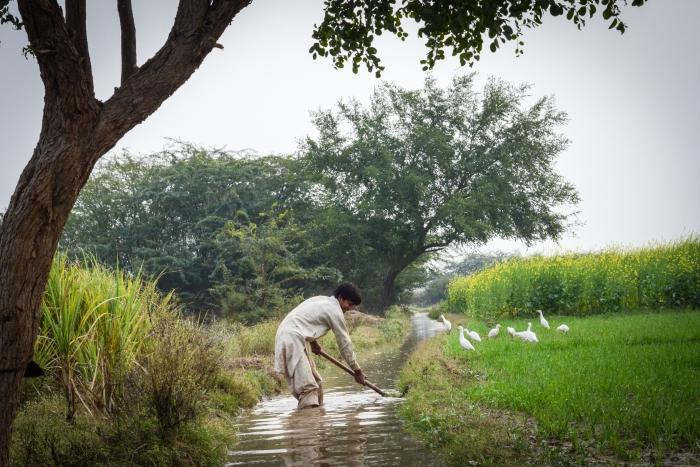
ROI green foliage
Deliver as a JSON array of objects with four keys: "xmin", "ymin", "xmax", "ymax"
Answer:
[
  {"xmin": 10, "ymin": 396, "xmax": 108, "ymax": 466},
  {"xmin": 60, "ymin": 144, "xmax": 338, "ymax": 319},
  {"xmin": 221, "ymin": 319, "xmax": 281, "ymax": 357},
  {"xmin": 142, "ymin": 311, "xmax": 224, "ymax": 437},
  {"xmin": 380, "ymin": 306, "xmax": 410, "ymax": 341},
  {"xmin": 448, "ymin": 237, "xmax": 700, "ymax": 319},
  {"xmin": 10, "ymin": 396, "xmax": 235, "ymax": 467},
  {"xmin": 311, "ymin": 0, "xmax": 647, "ymax": 76},
  {"xmin": 212, "ymin": 213, "xmax": 321, "ymax": 322},
  {"xmin": 0, "ymin": 1, "xmax": 22, "ymax": 34},
  {"xmin": 426, "ymin": 302, "xmax": 450, "ymax": 320},
  {"xmin": 304, "ymin": 75, "xmax": 578, "ymax": 308}
]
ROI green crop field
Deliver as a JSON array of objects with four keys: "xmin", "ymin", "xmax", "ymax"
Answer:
[{"xmin": 399, "ymin": 310, "xmax": 700, "ymax": 464}]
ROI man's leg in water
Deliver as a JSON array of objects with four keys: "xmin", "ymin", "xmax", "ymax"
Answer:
[{"xmin": 292, "ymin": 351, "xmax": 321, "ymax": 409}]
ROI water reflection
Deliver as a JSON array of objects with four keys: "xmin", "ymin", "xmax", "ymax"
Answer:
[{"xmin": 227, "ymin": 312, "xmax": 446, "ymax": 466}]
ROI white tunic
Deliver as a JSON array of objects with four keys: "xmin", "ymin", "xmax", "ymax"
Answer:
[{"xmin": 274, "ymin": 296, "xmax": 360, "ymax": 379}]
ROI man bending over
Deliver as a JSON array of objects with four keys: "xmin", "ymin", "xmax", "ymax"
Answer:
[{"xmin": 274, "ymin": 283, "xmax": 366, "ymax": 409}]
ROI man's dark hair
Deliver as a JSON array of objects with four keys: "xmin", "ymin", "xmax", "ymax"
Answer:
[{"xmin": 334, "ymin": 282, "xmax": 362, "ymax": 305}]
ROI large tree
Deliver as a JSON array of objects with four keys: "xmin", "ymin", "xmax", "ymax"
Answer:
[
  {"xmin": 304, "ymin": 75, "xmax": 579, "ymax": 308},
  {"xmin": 0, "ymin": 0, "xmax": 646, "ymax": 462}
]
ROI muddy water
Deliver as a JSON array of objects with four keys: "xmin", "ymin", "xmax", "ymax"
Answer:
[{"xmin": 226, "ymin": 312, "xmax": 446, "ymax": 466}]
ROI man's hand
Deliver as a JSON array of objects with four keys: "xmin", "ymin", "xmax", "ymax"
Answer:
[
  {"xmin": 310, "ymin": 340, "xmax": 322, "ymax": 355},
  {"xmin": 354, "ymin": 368, "xmax": 366, "ymax": 385}
]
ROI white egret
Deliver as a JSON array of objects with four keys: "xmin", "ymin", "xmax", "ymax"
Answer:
[
  {"xmin": 507, "ymin": 326, "xmax": 516, "ymax": 337},
  {"xmin": 515, "ymin": 322, "xmax": 538, "ymax": 343},
  {"xmin": 488, "ymin": 324, "xmax": 501, "ymax": 338},
  {"xmin": 457, "ymin": 326, "xmax": 475, "ymax": 351},
  {"xmin": 465, "ymin": 327, "xmax": 482, "ymax": 342},
  {"xmin": 557, "ymin": 324, "xmax": 570, "ymax": 333},
  {"xmin": 439, "ymin": 314, "xmax": 452, "ymax": 332},
  {"xmin": 536, "ymin": 310, "xmax": 550, "ymax": 329}
]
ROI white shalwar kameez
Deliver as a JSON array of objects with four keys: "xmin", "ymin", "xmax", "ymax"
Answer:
[{"xmin": 274, "ymin": 296, "xmax": 359, "ymax": 408}]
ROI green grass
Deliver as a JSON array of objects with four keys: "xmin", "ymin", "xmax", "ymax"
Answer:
[{"xmin": 400, "ymin": 310, "xmax": 700, "ymax": 464}]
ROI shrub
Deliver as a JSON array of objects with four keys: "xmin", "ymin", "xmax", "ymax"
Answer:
[
  {"xmin": 10, "ymin": 396, "xmax": 108, "ymax": 466},
  {"xmin": 142, "ymin": 312, "xmax": 224, "ymax": 437},
  {"xmin": 381, "ymin": 306, "xmax": 409, "ymax": 341}
]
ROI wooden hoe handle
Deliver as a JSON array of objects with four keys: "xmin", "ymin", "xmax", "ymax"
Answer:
[{"xmin": 317, "ymin": 349, "xmax": 387, "ymax": 397}]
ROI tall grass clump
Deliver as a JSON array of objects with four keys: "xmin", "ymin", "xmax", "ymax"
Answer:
[
  {"xmin": 448, "ymin": 237, "xmax": 700, "ymax": 319},
  {"xmin": 36, "ymin": 253, "xmax": 170, "ymax": 419},
  {"xmin": 142, "ymin": 311, "xmax": 224, "ymax": 437}
]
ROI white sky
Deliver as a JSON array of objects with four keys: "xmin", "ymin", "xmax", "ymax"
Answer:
[{"xmin": 1, "ymin": 0, "xmax": 698, "ymax": 257}]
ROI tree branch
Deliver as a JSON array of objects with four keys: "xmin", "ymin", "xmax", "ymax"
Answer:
[
  {"xmin": 117, "ymin": 0, "xmax": 137, "ymax": 84},
  {"xmin": 17, "ymin": 0, "xmax": 97, "ymax": 112},
  {"xmin": 93, "ymin": 0, "xmax": 251, "ymax": 156},
  {"xmin": 424, "ymin": 243, "xmax": 449, "ymax": 253},
  {"xmin": 65, "ymin": 0, "xmax": 93, "ymax": 93}
]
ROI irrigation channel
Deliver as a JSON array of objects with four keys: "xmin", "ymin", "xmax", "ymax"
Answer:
[{"xmin": 227, "ymin": 312, "xmax": 445, "ymax": 466}]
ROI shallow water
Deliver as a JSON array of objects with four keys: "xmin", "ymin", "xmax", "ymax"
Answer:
[{"xmin": 226, "ymin": 312, "xmax": 446, "ymax": 466}]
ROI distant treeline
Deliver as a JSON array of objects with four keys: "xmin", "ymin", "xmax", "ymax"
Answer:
[
  {"xmin": 448, "ymin": 238, "xmax": 700, "ymax": 319},
  {"xmin": 59, "ymin": 144, "xmax": 423, "ymax": 319}
]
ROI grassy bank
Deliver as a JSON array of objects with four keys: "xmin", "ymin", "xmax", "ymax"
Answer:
[
  {"xmin": 448, "ymin": 238, "xmax": 700, "ymax": 319},
  {"xmin": 398, "ymin": 310, "xmax": 700, "ymax": 465}
]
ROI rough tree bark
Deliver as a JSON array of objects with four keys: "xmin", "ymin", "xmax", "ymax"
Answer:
[
  {"xmin": 379, "ymin": 268, "xmax": 401, "ymax": 311},
  {"xmin": 0, "ymin": 0, "xmax": 250, "ymax": 464}
]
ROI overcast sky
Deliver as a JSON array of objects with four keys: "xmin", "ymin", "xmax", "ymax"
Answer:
[{"xmin": 1, "ymin": 0, "xmax": 698, "ymax": 257}]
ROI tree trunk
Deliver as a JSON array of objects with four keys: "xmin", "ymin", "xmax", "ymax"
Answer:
[
  {"xmin": 0, "ymin": 1, "xmax": 252, "ymax": 462},
  {"xmin": 0, "ymin": 102, "xmax": 101, "ymax": 463},
  {"xmin": 379, "ymin": 269, "xmax": 401, "ymax": 311}
]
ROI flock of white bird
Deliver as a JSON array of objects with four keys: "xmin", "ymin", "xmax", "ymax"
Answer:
[{"xmin": 439, "ymin": 310, "xmax": 570, "ymax": 351}]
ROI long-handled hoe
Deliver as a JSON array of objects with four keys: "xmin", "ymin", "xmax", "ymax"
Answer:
[{"xmin": 317, "ymin": 349, "xmax": 403, "ymax": 398}]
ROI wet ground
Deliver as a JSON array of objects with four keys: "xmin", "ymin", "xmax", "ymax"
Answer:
[{"xmin": 226, "ymin": 312, "xmax": 446, "ymax": 466}]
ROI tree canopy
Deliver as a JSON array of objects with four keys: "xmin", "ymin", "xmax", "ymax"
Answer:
[
  {"xmin": 61, "ymin": 145, "xmax": 339, "ymax": 319},
  {"xmin": 302, "ymin": 75, "xmax": 579, "ymax": 307},
  {"xmin": 311, "ymin": 0, "xmax": 647, "ymax": 76}
]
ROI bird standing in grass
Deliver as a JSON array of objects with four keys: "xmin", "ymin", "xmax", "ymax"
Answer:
[
  {"xmin": 465, "ymin": 327, "xmax": 482, "ymax": 342},
  {"xmin": 507, "ymin": 326, "xmax": 516, "ymax": 337},
  {"xmin": 515, "ymin": 322, "xmax": 538, "ymax": 343},
  {"xmin": 557, "ymin": 324, "xmax": 570, "ymax": 333},
  {"xmin": 537, "ymin": 310, "xmax": 550, "ymax": 329},
  {"xmin": 488, "ymin": 324, "xmax": 501, "ymax": 338},
  {"xmin": 439, "ymin": 314, "xmax": 452, "ymax": 332},
  {"xmin": 457, "ymin": 326, "xmax": 475, "ymax": 351}
]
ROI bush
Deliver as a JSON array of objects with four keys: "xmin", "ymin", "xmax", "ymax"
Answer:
[
  {"xmin": 10, "ymin": 397, "xmax": 108, "ymax": 466},
  {"xmin": 380, "ymin": 306, "xmax": 410, "ymax": 341},
  {"xmin": 142, "ymin": 312, "xmax": 224, "ymax": 437}
]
